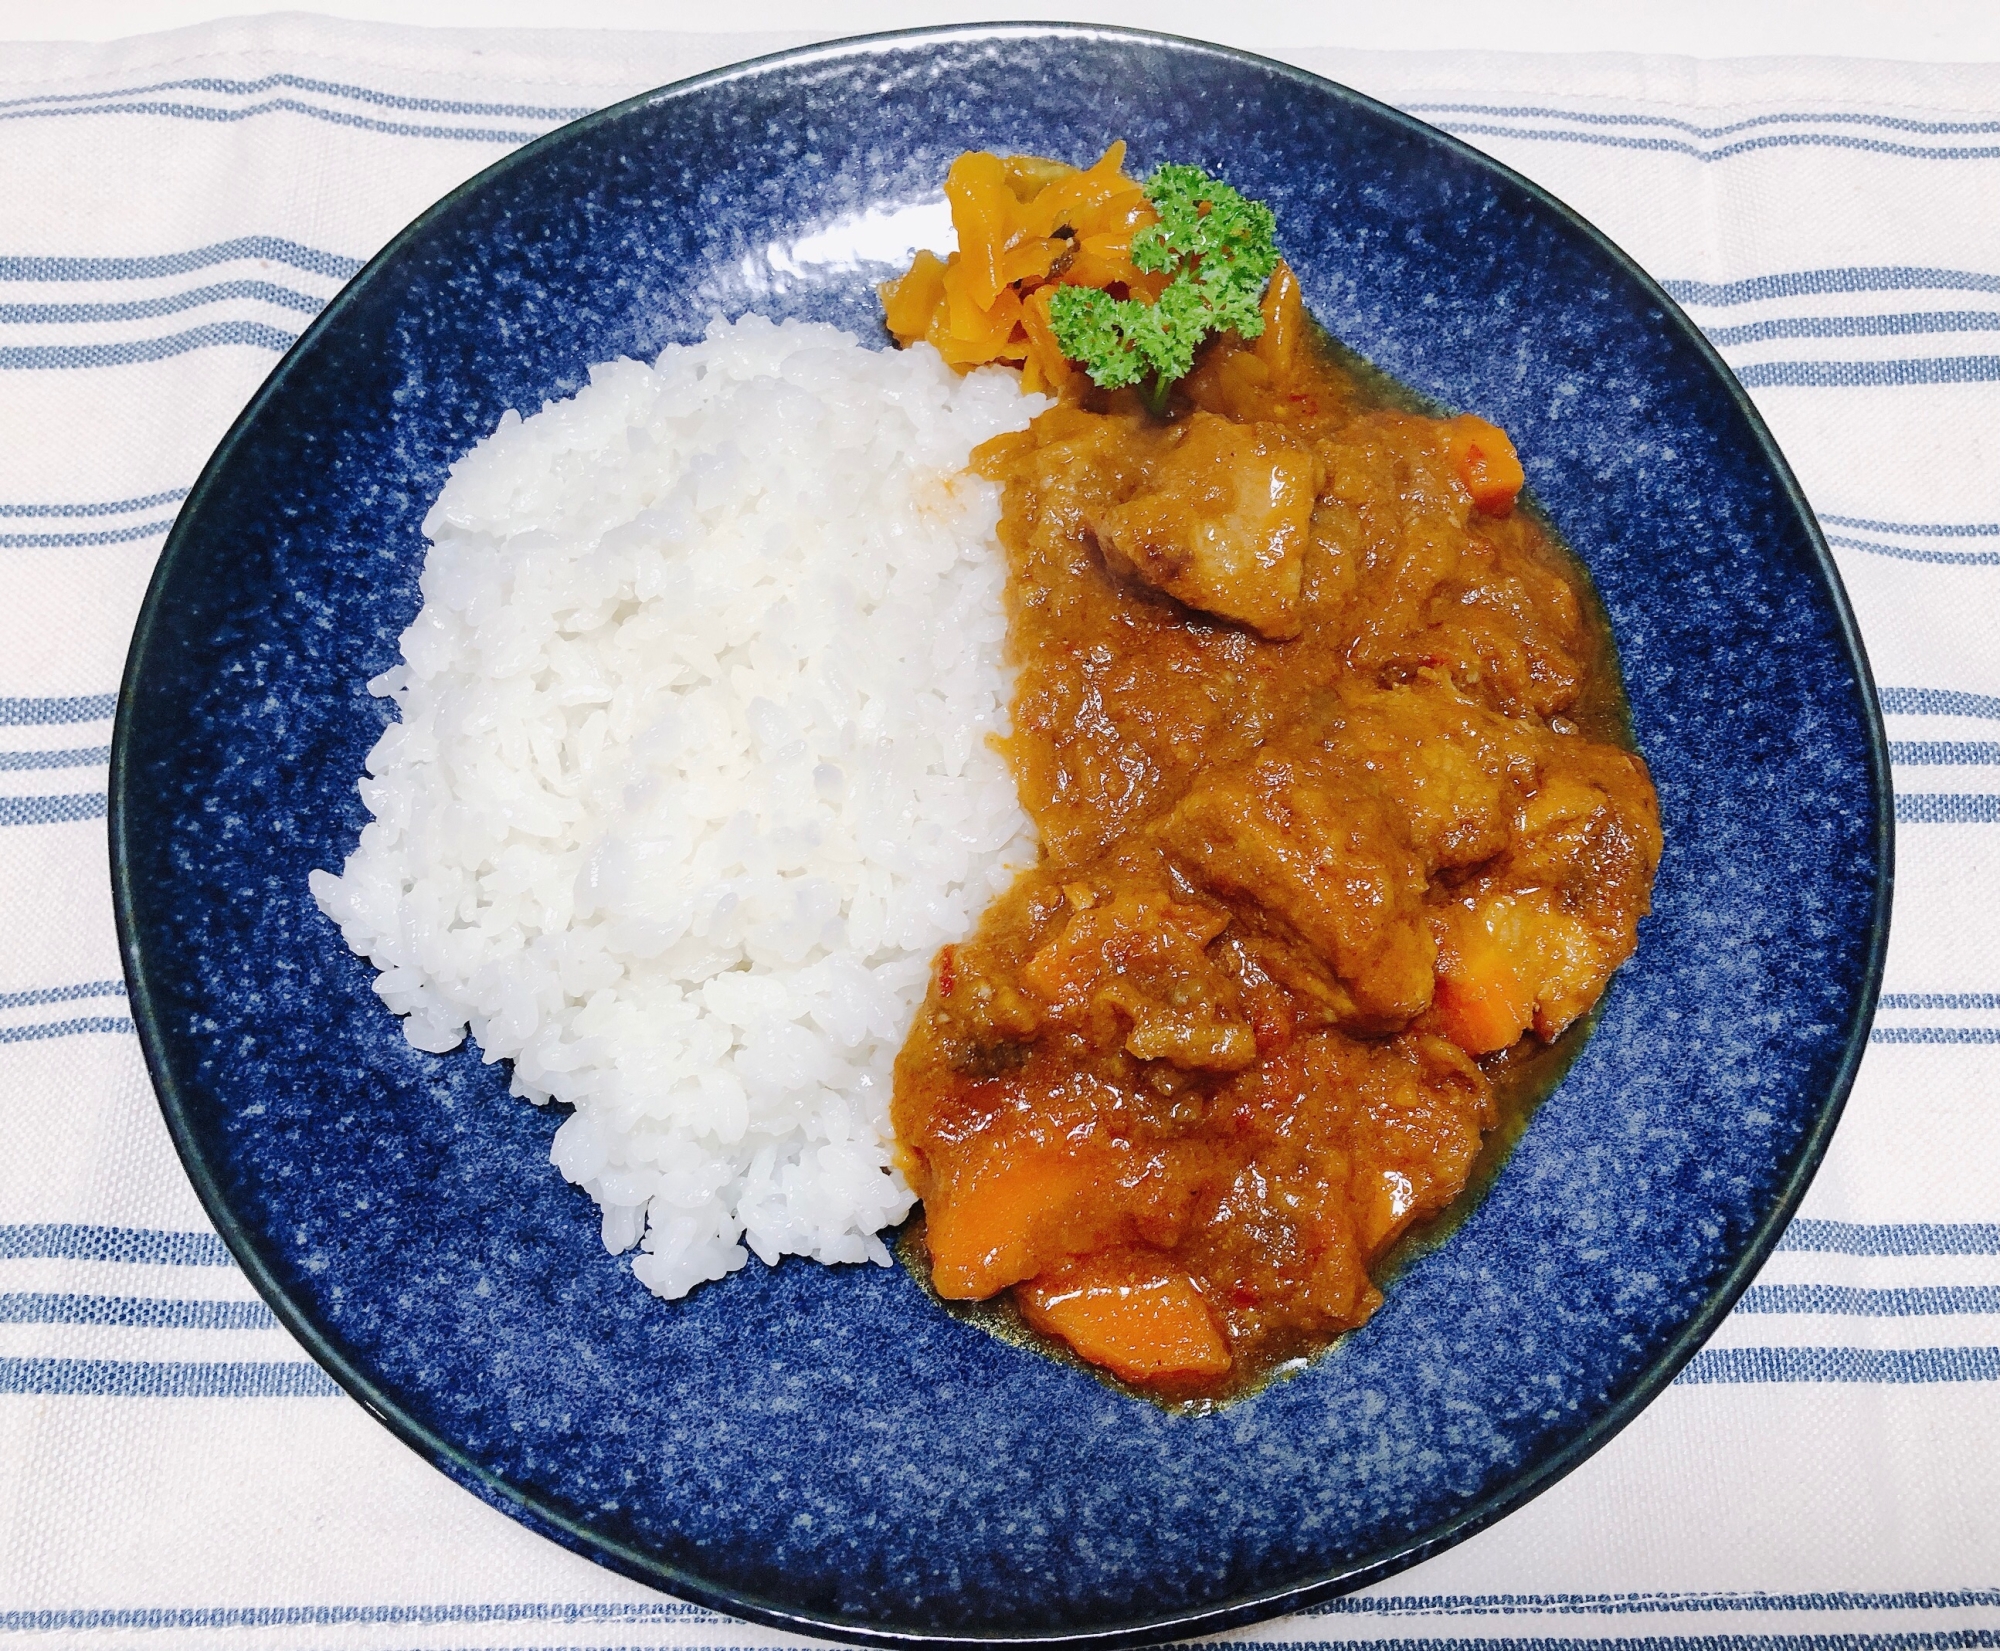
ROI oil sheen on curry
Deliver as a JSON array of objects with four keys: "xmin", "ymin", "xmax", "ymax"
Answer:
[{"xmin": 880, "ymin": 147, "xmax": 1662, "ymax": 1403}]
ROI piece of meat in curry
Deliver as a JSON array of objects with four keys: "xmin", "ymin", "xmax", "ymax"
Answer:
[{"xmin": 889, "ymin": 247, "xmax": 1661, "ymax": 1400}]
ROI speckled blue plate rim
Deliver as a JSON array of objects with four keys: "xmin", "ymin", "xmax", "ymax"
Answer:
[{"xmin": 109, "ymin": 21, "xmax": 1894, "ymax": 1649}]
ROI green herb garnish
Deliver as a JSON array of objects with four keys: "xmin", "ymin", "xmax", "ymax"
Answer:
[{"xmin": 1048, "ymin": 163, "xmax": 1280, "ymax": 409}]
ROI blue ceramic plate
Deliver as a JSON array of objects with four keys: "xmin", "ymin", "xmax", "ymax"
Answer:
[{"xmin": 111, "ymin": 25, "xmax": 1891, "ymax": 1647}]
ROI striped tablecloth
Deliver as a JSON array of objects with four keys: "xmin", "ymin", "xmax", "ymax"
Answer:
[{"xmin": 2, "ymin": 17, "xmax": 1996, "ymax": 1648}]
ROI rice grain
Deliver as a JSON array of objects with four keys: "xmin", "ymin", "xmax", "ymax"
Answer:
[{"xmin": 311, "ymin": 316, "xmax": 1041, "ymax": 1297}]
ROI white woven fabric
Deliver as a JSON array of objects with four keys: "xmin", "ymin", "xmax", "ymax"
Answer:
[{"xmin": 1, "ymin": 16, "xmax": 1996, "ymax": 1645}]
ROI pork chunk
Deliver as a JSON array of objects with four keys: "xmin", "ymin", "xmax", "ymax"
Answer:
[
  {"xmin": 1091, "ymin": 414, "xmax": 1322, "ymax": 639},
  {"xmin": 1158, "ymin": 747, "xmax": 1435, "ymax": 1029},
  {"xmin": 1326, "ymin": 683, "xmax": 1543, "ymax": 873}
]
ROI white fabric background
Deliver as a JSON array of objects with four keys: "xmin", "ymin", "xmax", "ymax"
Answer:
[
  {"xmin": 1, "ymin": 15, "xmax": 1997, "ymax": 1648},
  {"xmin": 21, "ymin": 1, "xmax": 2000, "ymax": 60}
]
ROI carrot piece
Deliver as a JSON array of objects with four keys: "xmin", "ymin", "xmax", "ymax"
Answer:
[
  {"xmin": 1443, "ymin": 414, "xmax": 1525, "ymax": 515},
  {"xmin": 925, "ymin": 1150, "xmax": 1096, "ymax": 1298},
  {"xmin": 1431, "ymin": 897, "xmax": 1536, "ymax": 1055},
  {"xmin": 1021, "ymin": 1252, "xmax": 1231, "ymax": 1382},
  {"xmin": 879, "ymin": 249, "xmax": 949, "ymax": 346},
  {"xmin": 1432, "ymin": 973, "xmax": 1528, "ymax": 1055}
]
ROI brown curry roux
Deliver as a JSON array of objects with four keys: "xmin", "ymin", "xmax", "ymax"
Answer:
[{"xmin": 890, "ymin": 265, "xmax": 1661, "ymax": 1401}]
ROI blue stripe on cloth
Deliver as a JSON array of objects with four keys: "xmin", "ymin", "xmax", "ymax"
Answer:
[
  {"xmin": 0, "ymin": 1017, "xmax": 133, "ymax": 1045},
  {"xmin": 1823, "ymin": 513, "xmax": 2000, "ymax": 537},
  {"xmin": 0, "ymin": 1291, "xmax": 275, "ymax": 1329},
  {"xmin": 1896, "ymin": 794, "xmax": 2000, "ymax": 823},
  {"xmin": 0, "ymin": 520, "xmax": 174, "ymax": 547},
  {"xmin": 0, "ymin": 694, "xmax": 114, "ymax": 726},
  {"xmin": 0, "ymin": 322, "xmax": 297, "ymax": 369},
  {"xmin": 25, "ymin": 1330, "xmax": 1990, "ymax": 1395},
  {"xmin": 1707, "ymin": 310, "xmax": 2000, "ymax": 347},
  {"xmin": 0, "ymin": 278, "xmax": 324, "ymax": 324},
  {"xmin": 1880, "ymin": 686, "xmax": 2000, "ymax": 718},
  {"xmin": 1313, "ymin": 1590, "xmax": 2000, "ymax": 1617},
  {"xmin": 0, "ymin": 747, "xmax": 110, "ymax": 771},
  {"xmin": 0, "ymin": 98, "xmax": 550, "ymax": 145},
  {"xmin": 1826, "ymin": 534, "xmax": 2000, "ymax": 565},
  {"xmin": 1677, "ymin": 1346, "xmax": 2000, "ymax": 1383},
  {"xmin": 1403, "ymin": 102, "xmax": 2000, "ymax": 141},
  {"xmin": 0, "ymin": 1224, "xmax": 231, "ymax": 1265},
  {"xmin": 0, "ymin": 1601, "xmax": 713, "ymax": 1633},
  {"xmin": 1435, "ymin": 121, "xmax": 2000, "ymax": 164},
  {"xmin": 1871, "ymin": 1026, "xmax": 2000, "ymax": 1044},
  {"xmin": 0, "ymin": 488, "xmax": 187, "ymax": 518},
  {"xmin": 1779, "ymin": 1220, "xmax": 2000, "ymax": 1255},
  {"xmin": 2, "ymin": 1220, "xmax": 1958, "ymax": 1270},
  {"xmin": 1872, "ymin": 683, "xmax": 2000, "ymax": 715},
  {"xmin": 1880, "ymin": 992, "xmax": 2000, "ymax": 1008},
  {"xmin": 1737, "ymin": 1284, "xmax": 2000, "ymax": 1316},
  {"xmin": 1734, "ymin": 355, "xmax": 2000, "ymax": 389},
  {"xmin": 0, "ymin": 1357, "xmax": 337, "ymax": 1397},
  {"xmin": 1665, "ymin": 267, "xmax": 2000, "ymax": 306},
  {"xmin": 0, "ymin": 981, "xmax": 123, "ymax": 1010},
  {"xmin": 1889, "ymin": 742, "xmax": 2000, "ymax": 764},
  {"xmin": 0, "ymin": 72, "xmax": 591, "ymax": 121},
  {"xmin": 0, "ymin": 237, "xmax": 360, "ymax": 283},
  {"xmin": 2, "ymin": 1595, "xmax": 1999, "ymax": 1633},
  {"xmin": 0, "ymin": 793, "xmax": 104, "ymax": 826}
]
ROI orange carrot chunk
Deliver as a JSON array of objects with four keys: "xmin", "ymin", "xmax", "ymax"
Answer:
[
  {"xmin": 1430, "ymin": 897, "xmax": 1537, "ymax": 1055},
  {"xmin": 1022, "ymin": 1252, "xmax": 1231, "ymax": 1382},
  {"xmin": 924, "ymin": 1149, "xmax": 1095, "ymax": 1299},
  {"xmin": 1432, "ymin": 972, "xmax": 1529, "ymax": 1057},
  {"xmin": 1443, "ymin": 414, "xmax": 1525, "ymax": 515}
]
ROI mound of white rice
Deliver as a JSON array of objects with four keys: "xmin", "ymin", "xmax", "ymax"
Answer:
[{"xmin": 310, "ymin": 315, "xmax": 1041, "ymax": 1298}]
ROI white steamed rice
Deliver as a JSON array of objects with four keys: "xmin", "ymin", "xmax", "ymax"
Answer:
[{"xmin": 309, "ymin": 315, "xmax": 1042, "ymax": 1298}]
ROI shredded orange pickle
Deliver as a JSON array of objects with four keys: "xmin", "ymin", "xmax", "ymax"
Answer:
[
  {"xmin": 877, "ymin": 142, "xmax": 1174, "ymax": 394},
  {"xmin": 879, "ymin": 142, "xmax": 1525, "ymax": 514}
]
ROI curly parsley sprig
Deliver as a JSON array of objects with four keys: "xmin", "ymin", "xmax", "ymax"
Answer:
[{"xmin": 1048, "ymin": 163, "xmax": 1280, "ymax": 408}]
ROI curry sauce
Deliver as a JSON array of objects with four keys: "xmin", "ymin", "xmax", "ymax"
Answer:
[{"xmin": 886, "ymin": 181, "xmax": 1661, "ymax": 1405}]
